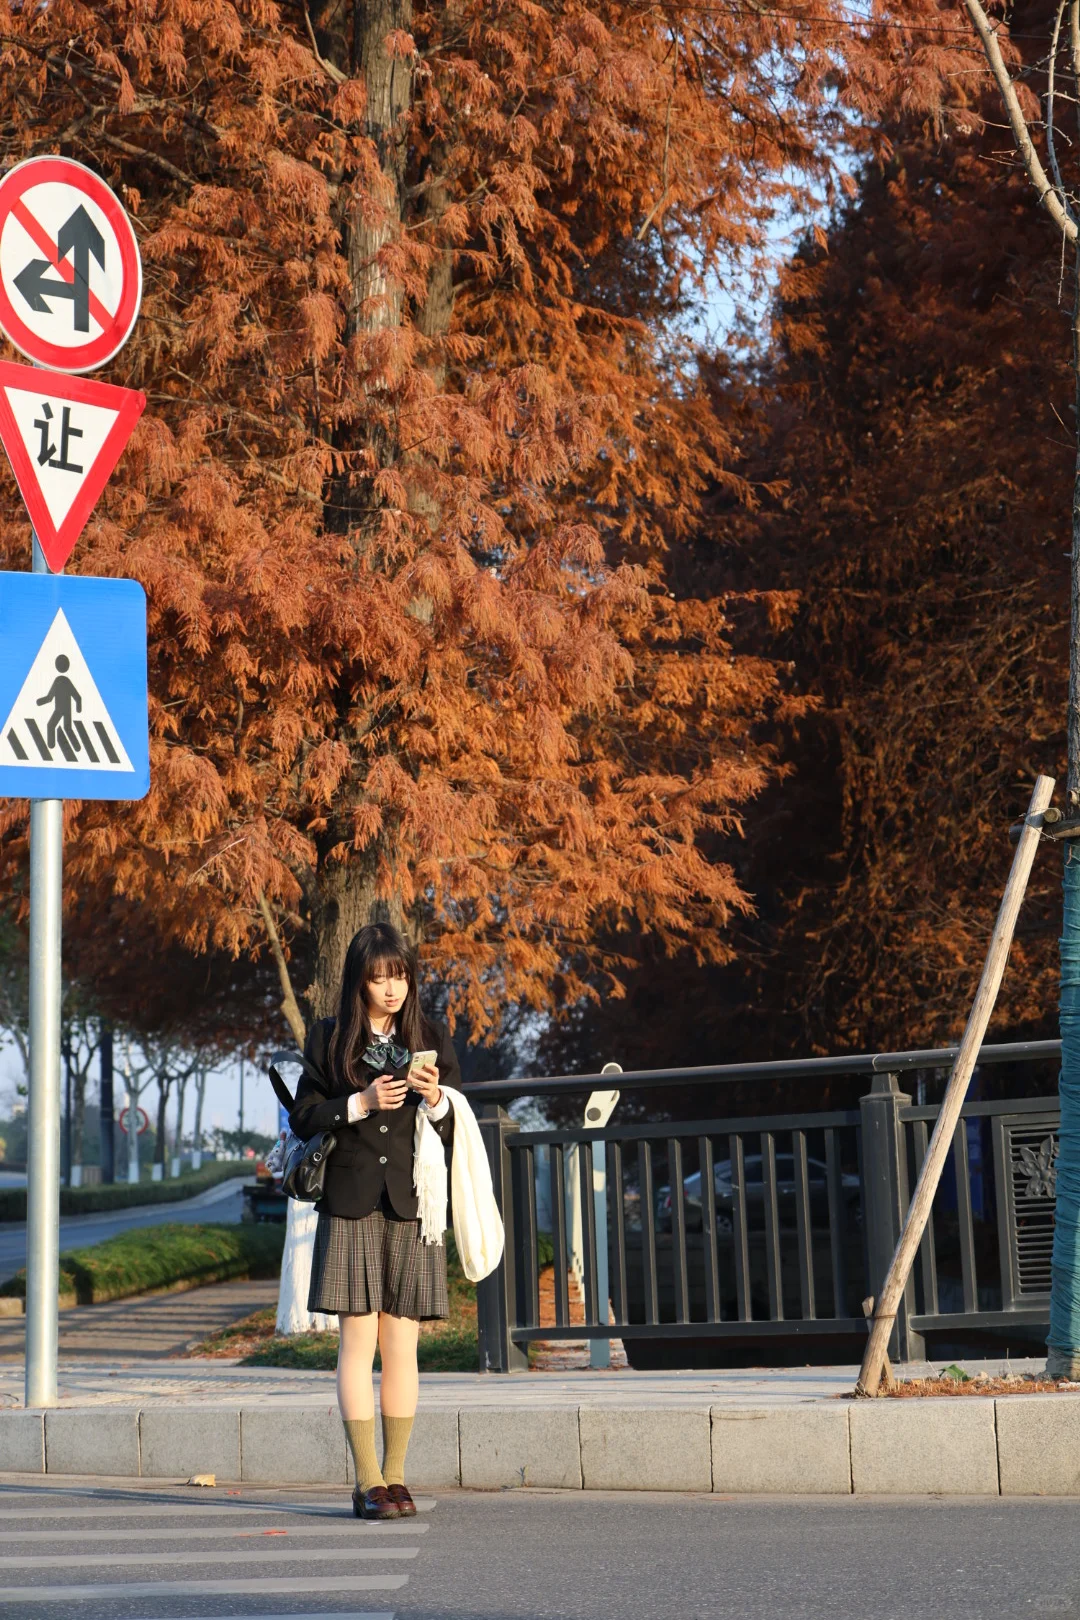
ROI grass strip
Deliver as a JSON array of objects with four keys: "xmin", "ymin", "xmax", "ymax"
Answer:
[
  {"xmin": 0, "ymin": 1160, "xmax": 248, "ymax": 1223},
  {"xmin": 0, "ymin": 1221, "xmax": 284, "ymax": 1306},
  {"xmin": 187, "ymin": 1234, "xmax": 479, "ymax": 1373}
]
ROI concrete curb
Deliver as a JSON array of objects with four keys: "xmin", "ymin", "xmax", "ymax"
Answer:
[{"xmin": 4, "ymin": 1395, "xmax": 1080, "ymax": 1493}]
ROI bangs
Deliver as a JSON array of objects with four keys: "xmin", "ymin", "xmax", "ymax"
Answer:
[{"xmin": 367, "ymin": 954, "xmax": 410, "ymax": 982}]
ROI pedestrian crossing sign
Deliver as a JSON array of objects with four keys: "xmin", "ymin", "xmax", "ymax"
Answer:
[{"xmin": 0, "ymin": 572, "xmax": 148, "ymax": 800}]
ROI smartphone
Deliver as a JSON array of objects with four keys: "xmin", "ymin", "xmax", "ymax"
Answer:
[{"xmin": 408, "ymin": 1049, "xmax": 438, "ymax": 1075}]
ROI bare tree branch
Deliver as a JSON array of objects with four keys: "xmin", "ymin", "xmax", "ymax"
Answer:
[
  {"xmin": 301, "ymin": 2, "xmax": 347, "ymax": 86},
  {"xmin": 256, "ymin": 889, "xmax": 308, "ymax": 1048},
  {"xmin": 963, "ymin": 0, "xmax": 1078, "ymax": 240}
]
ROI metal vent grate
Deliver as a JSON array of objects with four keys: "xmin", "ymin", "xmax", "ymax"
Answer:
[{"xmin": 1002, "ymin": 1120, "xmax": 1058, "ymax": 1302}]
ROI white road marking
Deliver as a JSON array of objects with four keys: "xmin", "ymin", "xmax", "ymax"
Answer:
[
  {"xmin": 0, "ymin": 1544, "xmax": 420, "ymax": 1569},
  {"xmin": 0, "ymin": 1519, "xmax": 428, "ymax": 1542},
  {"xmin": 0, "ymin": 1575, "xmax": 409, "ymax": 1602},
  {"xmin": 0, "ymin": 1495, "xmax": 435, "ymax": 1517}
]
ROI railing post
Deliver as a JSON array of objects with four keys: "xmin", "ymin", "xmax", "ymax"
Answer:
[
  {"xmin": 859, "ymin": 1072, "xmax": 924, "ymax": 1364},
  {"xmin": 475, "ymin": 1106, "xmax": 528, "ymax": 1373}
]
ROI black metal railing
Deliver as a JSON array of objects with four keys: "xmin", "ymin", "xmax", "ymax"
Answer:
[{"xmin": 468, "ymin": 1039, "xmax": 1062, "ymax": 1371}]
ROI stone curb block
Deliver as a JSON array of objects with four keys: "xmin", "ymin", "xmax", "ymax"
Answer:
[
  {"xmin": 712, "ymin": 1404, "xmax": 851, "ymax": 1494},
  {"xmin": 240, "ymin": 1404, "xmax": 348, "ymax": 1484},
  {"xmin": 2, "ymin": 1411, "xmax": 44, "ymax": 1473},
  {"xmin": 996, "ymin": 1395, "xmax": 1080, "ymax": 1495},
  {"xmin": 850, "ymin": 1397, "xmax": 999, "ymax": 1495},
  {"xmin": 579, "ymin": 1407, "xmax": 712, "ymax": 1492},
  {"xmin": 46, "ymin": 1408, "xmax": 140, "ymax": 1478},
  {"xmin": 460, "ymin": 1406, "xmax": 581, "ymax": 1490},
  {"xmin": 9, "ymin": 1393, "xmax": 1080, "ymax": 1494},
  {"xmin": 140, "ymin": 1407, "xmax": 241, "ymax": 1481},
  {"xmin": 382, "ymin": 1407, "xmax": 460, "ymax": 1487}
]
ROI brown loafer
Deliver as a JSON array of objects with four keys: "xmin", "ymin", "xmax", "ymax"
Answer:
[
  {"xmin": 386, "ymin": 1483, "xmax": 416, "ymax": 1516},
  {"xmin": 352, "ymin": 1485, "xmax": 401, "ymax": 1521}
]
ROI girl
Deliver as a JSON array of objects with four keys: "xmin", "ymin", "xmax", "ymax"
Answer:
[{"xmin": 290, "ymin": 921, "xmax": 459, "ymax": 1521}]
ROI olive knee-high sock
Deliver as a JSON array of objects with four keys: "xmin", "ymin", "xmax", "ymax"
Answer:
[
  {"xmin": 343, "ymin": 1418, "xmax": 384, "ymax": 1492},
  {"xmin": 381, "ymin": 1414, "xmax": 414, "ymax": 1487}
]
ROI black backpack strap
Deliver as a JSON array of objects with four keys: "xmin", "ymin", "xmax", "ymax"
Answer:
[{"xmin": 267, "ymin": 1048, "xmax": 327, "ymax": 1114}]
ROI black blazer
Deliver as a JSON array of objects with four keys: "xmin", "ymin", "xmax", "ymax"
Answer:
[{"xmin": 289, "ymin": 1016, "xmax": 458, "ymax": 1221}]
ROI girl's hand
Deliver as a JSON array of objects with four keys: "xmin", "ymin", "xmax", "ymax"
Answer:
[
  {"xmin": 361, "ymin": 1074, "xmax": 408, "ymax": 1112},
  {"xmin": 408, "ymin": 1061, "xmax": 442, "ymax": 1108}
]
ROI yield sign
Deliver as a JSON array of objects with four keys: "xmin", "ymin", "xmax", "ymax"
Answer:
[
  {"xmin": 0, "ymin": 360, "xmax": 145, "ymax": 571},
  {"xmin": 0, "ymin": 156, "xmax": 142, "ymax": 373}
]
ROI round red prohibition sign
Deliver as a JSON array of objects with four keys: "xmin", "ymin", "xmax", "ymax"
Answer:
[
  {"xmin": 0, "ymin": 156, "xmax": 142, "ymax": 373},
  {"xmin": 118, "ymin": 1105, "xmax": 150, "ymax": 1137}
]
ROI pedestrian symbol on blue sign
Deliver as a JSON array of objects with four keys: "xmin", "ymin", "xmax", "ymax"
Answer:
[{"xmin": 0, "ymin": 573, "xmax": 148, "ymax": 800}]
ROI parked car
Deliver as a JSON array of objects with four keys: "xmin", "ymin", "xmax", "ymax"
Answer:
[{"xmin": 654, "ymin": 1152, "xmax": 860, "ymax": 1233}]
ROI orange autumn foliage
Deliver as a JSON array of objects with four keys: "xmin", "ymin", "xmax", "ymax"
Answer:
[{"xmin": 0, "ymin": 1, "xmax": 968, "ymax": 1037}]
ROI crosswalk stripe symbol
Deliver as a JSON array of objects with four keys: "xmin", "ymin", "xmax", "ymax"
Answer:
[{"xmin": 0, "ymin": 606, "xmax": 132, "ymax": 772}]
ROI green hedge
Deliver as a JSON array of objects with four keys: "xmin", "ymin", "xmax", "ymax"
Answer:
[
  {"xmin": 0, "ymin": 1159, "xmax": 247, "ymax": 1223},
  {"xmin": 0, "ymin": 1221, "xmax": 284, "ymax": 1306}
]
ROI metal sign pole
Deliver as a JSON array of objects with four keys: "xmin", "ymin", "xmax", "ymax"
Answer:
[{"xmin": 24, "ymin": 531, "xmax": 63, "ymax": 1410}]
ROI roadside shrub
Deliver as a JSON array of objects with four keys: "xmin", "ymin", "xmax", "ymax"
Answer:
[{"xmin": 0, "ymin": 1221, "xmax": 283, "ymax": 1305}]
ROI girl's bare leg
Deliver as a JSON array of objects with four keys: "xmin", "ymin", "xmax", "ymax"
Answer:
[
  {"xmin": 377, "ymin": 1312, "xmax": 420, "ymax": 1416},
  {"xmin": 337, "ymin": 1311, "xmax": 379, "ymax": 1420}
]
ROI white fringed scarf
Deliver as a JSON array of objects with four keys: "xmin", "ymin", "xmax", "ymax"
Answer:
[{"xmin": 413, "ymin": 1085, "xmax": 504, "ymax": 1282}]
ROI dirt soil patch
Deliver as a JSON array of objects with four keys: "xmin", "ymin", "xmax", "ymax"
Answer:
[{"xmin": 887, "ymin": 1372, "xmax": 1080, "ymax": 1398}]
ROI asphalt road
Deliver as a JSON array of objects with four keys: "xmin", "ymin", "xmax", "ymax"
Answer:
[
  {"xmin": 0, "ymin": 1177, "xmax": 248, "ymax": 1282},
  {"xmin": 0, "ymin": 1479, "xmax": 1078, "ymax": 1620}
]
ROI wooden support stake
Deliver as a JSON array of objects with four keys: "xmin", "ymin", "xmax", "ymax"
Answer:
[
  {"xmin": 855, "ymin": 773, "xmax": 1056, "ymax": 1397},
  {"xmin": 862, "ymin": 1296, "xmax": 894, "ymax": 1390}
]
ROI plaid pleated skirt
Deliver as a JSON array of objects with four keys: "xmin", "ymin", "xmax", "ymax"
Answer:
[{"xmin": 307, "ymin": 1207, "xmax": 449, "ymax": 1320}]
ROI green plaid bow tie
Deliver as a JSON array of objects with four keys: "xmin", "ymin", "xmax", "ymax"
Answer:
[{"xmin": 362, "ymin": 1037, "xmax": 410, "ymax": 1073}]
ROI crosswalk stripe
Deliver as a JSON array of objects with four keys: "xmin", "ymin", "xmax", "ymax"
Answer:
[
  {"xmin": 120, "ymin": 1614, "xmax": 395, "ymax": 1620},
  {"xmin": 0, "ymin": 1545, "xmax": 420, "ymax": 1569},
  {"xmin": 0, "ymin": 1520, "xmax": 429, "ymax": 1543},
  {"xmin": 0, "ymin": 1574, "xmax": 409, "ymax": 1602},
  {"xmin": 0, "ymin": 1496, "xmax": 435, "ymax": 1518}
]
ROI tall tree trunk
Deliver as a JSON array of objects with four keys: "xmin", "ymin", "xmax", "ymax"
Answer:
[
  {"xmin": 192, "ymin": 1069, "xmax": 207, "ymax": 1166},
  {"xmin": 154, "ymin": 1075, "xmax": 171, "ymax": 1168},
  {"xmin": 71, "ymin": 1062, "xmax": 87, "ymax": 1168},
  {"xmin": 308, "ymin": 855, "xmax": 408, "ymax": 1018},
  {"xmin": 99, "ymin": 1021, "xmax": 114, "ymax": 1184},
  {"xmin": 174, "ymin": 1073, "xmax": 189, "ymax": 1170},
  {"xmin": 305, "ymin": 1, "xmax": 420, "ymax": 1014}
]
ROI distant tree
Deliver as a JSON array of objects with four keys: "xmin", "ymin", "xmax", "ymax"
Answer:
[{"xmin": 210, "ymin": 1126, "xmax": 275, "ymax": 1161}]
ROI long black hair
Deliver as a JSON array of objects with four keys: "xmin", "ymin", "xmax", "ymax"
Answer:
[{"xmin": 328, "ymin": 922, "xmax": 436, "ymax": 1089}]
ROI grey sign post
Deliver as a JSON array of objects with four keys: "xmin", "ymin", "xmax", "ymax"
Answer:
[
  {"xmin": 0, "ymin": 156, "xmax": 145, "ymax": 1410},
  {"xmin": 23, "ymin": 535, "xmax": 62, "ymax": 1408}
]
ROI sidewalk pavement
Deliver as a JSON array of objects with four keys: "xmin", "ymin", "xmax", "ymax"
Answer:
[
  {"xmin": 5, "ymin": 1353, "xmax": 1079, "ymax": 1497},
  {"xmin": 0, "ymin": 1279, "xmax": 278, "ymax": 1361}
]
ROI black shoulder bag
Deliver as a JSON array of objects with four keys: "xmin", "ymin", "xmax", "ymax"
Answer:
[{"xmin": 267, "ymin": 1050, "xmax": 338, "ymax": 1202}]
